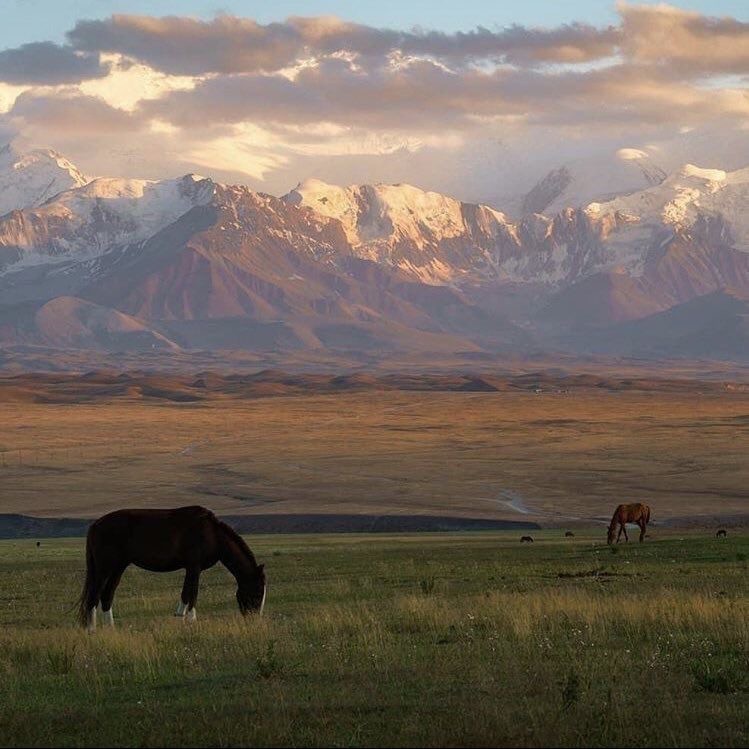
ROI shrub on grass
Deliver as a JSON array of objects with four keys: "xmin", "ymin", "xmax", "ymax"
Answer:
[
  {"xmin": 46, "ymin": 643, "xmax": 77, "ymax": 675},
  {"xmin": 560, "ymin": 669, "xmax": 581, "ymax": 710},
  {"xmin": 254, "ymin": 640, "xmax": 281, "ymax": 680},
  {"xmin": 419, "ymin": 577, "xmax": 436, "ymax": 596},
  {"xmin": 691, "ymin": 653, "xmax": 749, "ymax": 694}
]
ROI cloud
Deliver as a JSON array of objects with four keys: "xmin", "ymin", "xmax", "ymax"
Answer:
[
  {"xmin": 56, "ymin": 5, "xmax": 745, "ymax": 140},
  {"xmin": 0, "ymin": 42, "xmax": 109, "ymax": 85},
  {"xmin": 140, "ymin": 56, "xmax": 749, "ymax": 133},
  {"xmin": 68, "ymin": 15, "xmax": 303, "ymax": 76},
  {"xmin": 388, "ymin": 22, "xmax": 620, "ymax": 66},
  {"xmin": 619, "ymin": 2, "xmax": 749, "ymax": 75},
  {"xmin": 1, "ymin": 4, "xmax": 748, "ymax": 202},
  {"xmin": 66, "ymin": 13, "xmax": 618, "ymax": 75},
  {"xmin": 10, "ymin": 91, "xmax": 141, "ymax": 134}
]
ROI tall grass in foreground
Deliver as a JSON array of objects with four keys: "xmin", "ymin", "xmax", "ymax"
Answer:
[{"xmin": 0, "ymin": 533, "xmax": 747, "ymax": 747}]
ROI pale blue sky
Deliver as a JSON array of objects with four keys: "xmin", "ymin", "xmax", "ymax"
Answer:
[{"xmin": 5, "ymin": 0, "xmax": 749, "ymax": 48}]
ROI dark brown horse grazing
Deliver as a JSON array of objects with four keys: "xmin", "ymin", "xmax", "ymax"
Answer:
[
  {"xmin": 607, "ymin": 503, "xmax": 651, "ymax": 544},
  {"xmin": 78, "ymin": 506, "xmax": 266, "ymax": 630}
]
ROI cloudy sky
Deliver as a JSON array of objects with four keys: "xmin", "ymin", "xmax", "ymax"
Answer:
[{"xmin": 2, "ymin": 1, "xmax": 749, "ymax": 204}]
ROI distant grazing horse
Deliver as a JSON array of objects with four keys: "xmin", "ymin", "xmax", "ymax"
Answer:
[
  {"xmin": 716, "ymin": 529, "xmax": 727, "ymax": 538},
  {"xmin": 564, "ymin": 531, "xmax": 575, "ymax": 538},
  {"xmin": 520, "ymin": 535, "xmax": 534, "ymax": 543},
  {"xmin": 607, "ymin": 503, "xmax": 650, "ymax": 544},
  {"xmin": 78, "ymin": 506, "xmax": 266, "ymax": 630}
]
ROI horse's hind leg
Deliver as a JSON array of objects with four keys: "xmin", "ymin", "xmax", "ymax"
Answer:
[
  {"xmin": 100, "ymin": 565, "xmax": 127, "ymax": 626},
  {"xmin": 638, "ymin": 520, "xmax": 646, "ymax": 543},
  {"xmin": 176, "ymin": 567, "xmax": 201, "ymax": 622},
  {"xmin": 84, "ymin": 568, "xmax": 108, "ymax": 632}
]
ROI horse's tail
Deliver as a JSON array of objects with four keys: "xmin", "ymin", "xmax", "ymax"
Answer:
[
  {"xmin": 76, "ymin": 526, "xmax": 97, "ymax": 627},
  {"xmin": 645, "ymin": 505, "xmax": 651, "ymax": 524}
]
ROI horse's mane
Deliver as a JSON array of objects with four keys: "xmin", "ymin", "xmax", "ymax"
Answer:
[{"xmin": 216, "ymin": 519, "xmax": 260, "ymax": 570}]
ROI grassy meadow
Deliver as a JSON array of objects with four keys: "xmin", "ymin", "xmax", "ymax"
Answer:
[{"xmin": 0, "ymin": 531, "xmax": 747, "ymax": 747}]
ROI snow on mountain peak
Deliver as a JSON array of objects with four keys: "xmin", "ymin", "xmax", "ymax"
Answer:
[
  {"xmin": 284, "ymin": 178, "xmax": 360, "ymax": 242},
  {"xmin": 676, "ymin": 164, "xmax": 727, "ymax": 182},
  {"xmin": 0, "ymin": 172, "xmax": 216, "ymax": 272},
  {"xmin": 520, "ymin": 149, "xmax": 668, "ymax": 216},
  {"xmin": 282, "ymin": 178, "xmax": 517, "ymax": 283},
  {"xmin": 616, "ymin": 148, "xmax": 649, "ymax": 161},
  {"xmin": 285, "ymin": 179, "xmax": 470, "ymax": 247},
  {"xmin": 0, "ymin": 143, "xmax": 89, "ymax": 217},
  {"xmin": 586, "ymin": 162, "xmax": 749, "ymax": 250}
]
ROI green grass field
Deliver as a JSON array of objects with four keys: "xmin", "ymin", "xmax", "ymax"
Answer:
[{"xmin": 0, "ymin": 531, "xmax": 747, "ymax": 747}]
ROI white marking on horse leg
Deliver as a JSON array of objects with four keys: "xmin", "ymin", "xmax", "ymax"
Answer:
[
  {"xmin": 175, "ymin": 601, "xmax": 187, "ymax": 617},
  {"xmin": 101, "ymin": 608, "xmax": 114, "ymax": 626},
  {"xmin": 87, "ymin": 607, "xmax": 97, "ymax": 632},
  {"xmin": 259, "ymin": 585, "xmax": 267, "ymax": 615},
  {"xmin": 186, "ymin": 607, "xmax": 196, "ymax": 623}
]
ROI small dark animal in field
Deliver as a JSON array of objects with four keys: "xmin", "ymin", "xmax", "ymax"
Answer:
[
  {"xmin": 565, "ymin": 531, "xmax": 574, "ymax": 538},
  {"xmin": 607, "ymin": 503, "xmax": 651, "ymax": 544},
  {"xmin": 36, "ymin": 541, "xmax": 41, "ymax": 548},
  {"xmin": 716, "ymin": 529, "xmax": 727, "ymax": 538},
  {"xmin": 77, "ymin": 505, "xmax": 266, "ymax": 630},
  {"xmin": 520, "ymin": 535, "xmax": 534, "ymax": 543}
]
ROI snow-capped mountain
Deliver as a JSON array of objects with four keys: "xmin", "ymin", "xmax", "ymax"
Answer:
[
  {"xmin": 519, "ymin": 148, "xmax": 667, "ymax": 216},
  {"xmin": 586, "ymin": 163, "xmax": 749, "ymax": 250},
  {"xmin": 2, "ymin": 143, "xmax": 749, "ymax": 362},
  {"xmin": 0, "ymin": 143, "xmax": 88, "ymax": 217},
  {"xmin": 284, "ymin": 177, "xmax": 666, "ymax": 287},
  {"xmin": 283, "ymin": 178, "xmax": 515, "ymax": 283},
  {"xmin": 0, "ymin": 173, "xmax": 215, "ymax": 272}
]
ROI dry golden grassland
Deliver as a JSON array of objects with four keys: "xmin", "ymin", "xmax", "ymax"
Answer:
[{"xmin": 1, "ymin": 390, "xmax": 748, "ymax": 524}]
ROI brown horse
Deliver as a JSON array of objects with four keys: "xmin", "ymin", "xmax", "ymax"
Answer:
[
  {"xmin": 77, "ymin": 506, "xmax": 266, "ymax": 630},
  {"xmin": 607, "ymin": 503, "xmax": 651, "ymax": 544}
]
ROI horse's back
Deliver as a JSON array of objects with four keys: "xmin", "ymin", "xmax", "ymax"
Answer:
[
  {"xmin": 633, "ymin": 502, "xmax": 650, "ymax": 521},
  {"xmin": 92, "ymin": 505, "xmax": 215, "ymax": 531},
  {"xmin": 615, "ymin": 502, "xmax": 649, "ymax": 521},
  {"xmin": 87, "ymin": 506, "xmax": 220, "ymax": 571}
]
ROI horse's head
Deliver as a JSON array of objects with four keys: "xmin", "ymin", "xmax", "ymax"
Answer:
[
  {"xmin": 606, "ymin": 525, "xmax": 616, "ymax": 545},
  {"xmin": 237, "ymin": 563, "xmax": 266, "ymax": 615}
]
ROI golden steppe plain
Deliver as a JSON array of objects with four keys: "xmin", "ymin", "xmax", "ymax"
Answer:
[{"xmin": 2, "ymin": 375, "xmax": 748, "ymax": 526}]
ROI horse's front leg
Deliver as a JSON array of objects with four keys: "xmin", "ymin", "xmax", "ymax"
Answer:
[
  {"xmin": 638, "ymin": 520, "xmax": 646, "ymax": 542},
  {"xmin": 621, "ymin": 524, "xmax": 629, "ymax": 543},
  {"xmin": 616, "ymin": 524, "xmax": 623, "ymax": 543},
  {"xmin": 175, "ymin": 567, "xmax": 201, "ymax": 622}
]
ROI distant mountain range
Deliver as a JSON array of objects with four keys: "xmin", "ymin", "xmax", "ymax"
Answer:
[{"xmin": 1, "ymin": 141, "xmax": 749, "ymax": 364}]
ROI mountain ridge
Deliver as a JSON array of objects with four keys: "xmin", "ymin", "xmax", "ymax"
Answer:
[{"xmin": 2, "ymin": 143, "xmax": 749, "ymax": 363}]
